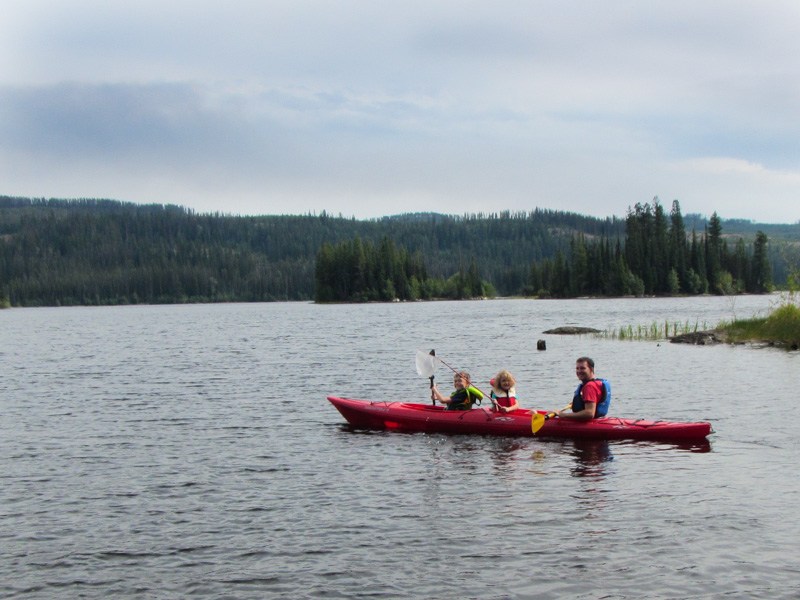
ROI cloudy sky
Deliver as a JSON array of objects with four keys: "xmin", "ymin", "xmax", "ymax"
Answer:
[{"xmin": 1, "ymin": 1, "xmax": 799, "ymax": 223}]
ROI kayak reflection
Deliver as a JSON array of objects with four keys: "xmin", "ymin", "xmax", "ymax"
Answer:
[
  {"xmin": 569, "ymin": 439, "xmax": 613, "ymax": 479},
  {"xmin": 567, "ymin": 438, "xmax": 711, "ymax": 479}
]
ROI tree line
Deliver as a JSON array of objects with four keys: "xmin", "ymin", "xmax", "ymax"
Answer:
[
  {"xmin": 526, "ymin": 200, "xmax": 773, "ymax": 298},
  {"xmin": 0, "ymin": 195, "xmax": 794, "ymax": 307},
  {"xmin": 0, "ymin": 196, "xmax": 615, "ymax": 306},
  {"xmin": 314, "ymin": 237, "xmax": 492, "ymax": 302},
  {"xmin": 314, "ymin": 200, "xmax": 775, "ymax": 302}
]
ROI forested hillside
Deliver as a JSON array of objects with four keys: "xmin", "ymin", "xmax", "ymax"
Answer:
[
  {"xmin": 0, "ymin": 195, "xmax": 796, "ymax": 307},
  {"xmin": 0, "ymin": 196, "xmax": 619, "ymax": 306}
]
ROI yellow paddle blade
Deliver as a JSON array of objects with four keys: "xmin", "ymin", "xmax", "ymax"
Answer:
[{"xmin": 531, "ymin": 412, "xmax": 546, "ymax": 434}]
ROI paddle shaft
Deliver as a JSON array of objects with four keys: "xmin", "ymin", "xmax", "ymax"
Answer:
[{"xmin": 429, "ymin": 349, "xmax": 436, "ymax": 405}]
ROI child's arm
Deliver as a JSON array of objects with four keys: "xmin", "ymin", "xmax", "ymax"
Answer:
[{"xmin": 431, "ymin": 385, "xmax": 449, "ymax": 403}]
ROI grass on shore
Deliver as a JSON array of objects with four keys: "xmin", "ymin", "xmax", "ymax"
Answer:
[
  {"xmin": 718, "ymin": 302, "xmax": 800, "ymax": 348},
  {"xmin": 599, "ymin": 294, "xmax": 800, "ymax": 348}
]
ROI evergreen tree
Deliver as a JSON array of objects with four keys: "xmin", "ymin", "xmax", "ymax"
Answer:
[
  {"xmin": 751, "ymin": 231, "xmax": 772, "ymax": 293},
  {"xmin": 731, "ymin": 238, "xmax": 749, "ymax": 292},
  {"xmin": 669, "ymin": 200, "xmax": 689, "ymax": 292},
  {"xmin": 569, "ymin": 234, "xmax": 589, "ymax": 296},
  {"xmin": 706, "ymin": 212, "xmax": 723, "ymax": 293},
  {"xmin": 689, "ymin": 230, "xmax": 708, "ymax": 293},
  {"xmin": 652, "ymin": 201, "xmax": 670, "ymax": 294}
]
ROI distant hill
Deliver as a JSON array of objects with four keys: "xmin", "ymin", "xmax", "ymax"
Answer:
[
  {"xmin": 1, "ymin": 195, "xmax": 796, "ymax": 307},
  {"xmin": 683, "ymin": 213, "xmax": 800, "ymax": 241},
  {"xmin": 0, "ymin": 196, "xmax": 620, "ymax": 306}
]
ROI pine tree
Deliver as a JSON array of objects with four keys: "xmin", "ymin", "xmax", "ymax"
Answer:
[
  {"xmin": 669, "ymin": 200, "xmax": 688, "ymax": 292},
  {"xmin": 751, "ymin": 231, "xmax": 772, "ymax": 293},
  {"xmin": 706, "ymin": 213, "xmax": 723, "ymax": 293}
]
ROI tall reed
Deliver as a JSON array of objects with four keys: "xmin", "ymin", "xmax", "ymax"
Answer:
[{"xmin": 598, "ymin": 320, "xmax": 708, "ymax": 341}]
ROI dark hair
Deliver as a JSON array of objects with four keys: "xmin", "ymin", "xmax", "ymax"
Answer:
[{"xmin": 576, "ymin": 356, "xmax": 595, "ymax": 370}]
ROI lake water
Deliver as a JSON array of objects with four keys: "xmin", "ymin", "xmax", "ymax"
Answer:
[{"xmin": 2, "ymin": 296, "xmax": 799, "ymax": 599}]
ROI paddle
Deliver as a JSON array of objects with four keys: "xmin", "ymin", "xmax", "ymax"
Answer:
[
  {"xmin": 531, "ymin": 404, "xmax": 573, "ymax": 434},
  {"xmin": 415, "ymin": 349, "xmax": 438, "ymax": 405}
]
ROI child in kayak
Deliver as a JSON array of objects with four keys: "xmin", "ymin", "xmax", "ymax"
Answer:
[
  {"xmin": 432, "ymin": 371, "xmax": 483, "ymax": 410},
  {"xmin": 489, "ymin": 369, "xmax": 519, "ymax": 413}
]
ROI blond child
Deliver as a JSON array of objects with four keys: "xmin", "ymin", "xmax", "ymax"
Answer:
[{"xmin": 490, "ymin": 369, "xmax": 519, "ymax": 413}]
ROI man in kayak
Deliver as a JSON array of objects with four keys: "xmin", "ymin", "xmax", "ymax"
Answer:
[
  {"xmin": 432, "ymin": 371, "xmax": 484, "ymax": 410},
  {"xmin": 557, "ymin": 356, "xmax": 611, "ymax": 420}
]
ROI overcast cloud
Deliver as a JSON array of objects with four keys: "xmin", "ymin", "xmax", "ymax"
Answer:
[{"xmin": 1, "ymin": 1, "xmax": 799, "ymax": 222}]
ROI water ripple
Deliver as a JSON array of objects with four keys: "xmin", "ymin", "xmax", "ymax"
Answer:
[{"xmin": 1, "ymin": 298, "xmax": 798, "ymax": 598}]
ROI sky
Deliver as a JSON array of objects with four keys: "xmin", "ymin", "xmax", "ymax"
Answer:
[{"xmin": 1, "ymin": 1, "xmax": 799, "ymax": 223}]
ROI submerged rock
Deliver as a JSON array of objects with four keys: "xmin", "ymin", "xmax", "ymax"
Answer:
[
  {"xmin": 669, "ymin": 330, "xmax": 727, "ymax": 345},
  {"xmin": 543, "ymin": 326, "xmax": 602, "ymax": 335}
]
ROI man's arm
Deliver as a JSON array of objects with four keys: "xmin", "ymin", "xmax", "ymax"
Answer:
[{"xmin": 558, "ymin": 402, "xmax": 596, "ymax": 421}]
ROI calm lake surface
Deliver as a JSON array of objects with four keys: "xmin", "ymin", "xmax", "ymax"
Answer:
[{"xmin": 2, "ymin": 296, "xmax": 799, "ymax": 599}]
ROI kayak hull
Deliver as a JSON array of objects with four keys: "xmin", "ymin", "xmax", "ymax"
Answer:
[{"xmin": 327, "ymin": 396, "xmax": 712, "ymax": 443}]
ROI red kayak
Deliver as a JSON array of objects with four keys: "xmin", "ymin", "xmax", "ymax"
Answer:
[{"xmin": 327, "ymin": 396, "xmax": 712, "ymax": 443}]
